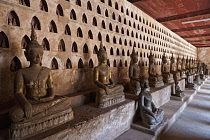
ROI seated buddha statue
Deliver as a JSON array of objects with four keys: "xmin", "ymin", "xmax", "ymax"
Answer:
[
  {"xmin": 161, "ymin": 53, "xmax": 174, "ymax": 83},
  {"xmin": 171, "ymin": 81, "xmax": 184, "ymax": 97},
  {"xmin": 129, "ymin": 48, "xmax": 141, "ymax": 95},
  {"xmin": 180, "ymin": 56, "xmax": 186, "ymax": 78},
  {"xmin": 148, "ymin": 52, "xmax": 164, "ymax": 88},
  {"xmin": 170, "ymin": 54, "xmax": 181, "ymax": 81},
  {"xmin": 189, "ymin": 58, "xmax": 195, "ymax": 75},
  {"xmin": 94, "ymin": 42, "xmax": 124, "ymax": 108},
  {"xmin": 177, "ymin": 56, "xmax": 184, "ymax": 78},
  {"xmin": 9, "ymin": 28, "xmax": 73, "ymax": 140},
  {"xmin": 139, "ymin": 78, "xmax": 164, "ymax": 129}
]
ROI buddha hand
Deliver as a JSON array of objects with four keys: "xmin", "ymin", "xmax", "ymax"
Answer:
[{"xmin": 24, "ymin": 102, "xmax": 32, "ymax": 119}]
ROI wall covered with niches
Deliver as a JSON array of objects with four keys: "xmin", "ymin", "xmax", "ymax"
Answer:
[{"xmin": 0, "ymin": 0, "xmax": 197, "ymax": 109}]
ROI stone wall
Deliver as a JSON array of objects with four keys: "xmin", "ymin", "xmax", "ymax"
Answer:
[
  {"xmin": 0, "ymin": 0, "xmax": 197, "ymax": 109},
  {"xmin": 197, "ymin": 47, "xmax": 210, "ymax": 68}
]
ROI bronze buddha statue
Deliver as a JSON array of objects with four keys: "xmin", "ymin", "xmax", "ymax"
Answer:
[
  {"xmin": 94, "ymin": 42, "xmax": 125, "ymax": 108},
  {"xmin": 148, "ymin": 51, "xmax": 164, "ymax": 88},
  {"xmin": 185, "ymin": 57, "xmax": 196, "ymax": 88},
  {"xmin": 161, "ymin": 53, "xmax": 174, "ymax": 83},
  {"xmin": 9, "ymin": 27, "xmax": 73, "ymax": 139},
  {"xmin": 180, "ymin": 56, "xmax": 187, "ymax": 78},
  {"xmin": 139, "ymin": 79, "xmax": 164, "ymax": 129},
  {"xmin": 129, "ymin": 48, "xmax": 141, "ymax": 95},
  {"xmin": 170, "ymin": 54, "xmax": 181, "ymax": 81}
]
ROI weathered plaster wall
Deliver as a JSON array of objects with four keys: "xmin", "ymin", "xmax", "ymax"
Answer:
[
  {"xmin": 197, "ymin": 47, "xmax": 210, "ymax": 67},
  {"xmin": 0, "ymin": 0, "xmax": 197, "ymax": 109}
]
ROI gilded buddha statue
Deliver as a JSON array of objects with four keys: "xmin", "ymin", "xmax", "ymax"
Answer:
[
  {"xmin": 129, "ymin": 48, "xmax": 141, "ymax": 95},
  {"xmin": 9, "ymin": 27, "xmax": 73, "ymax": 139},
  {"xmin": 170, "ymin": 54, "xmax": 181, "ymax": 81},
  {"xmin": 148, "ymin": 52, "xmax": 164, "ymax": 88},
  {"xmin": 139, "ymin": 78, "xmax": 164, "ymax": 129},
  {"xmin": 161, "ymin": 53, "xmax": 174, "ymax": 83},
  {"xmin": 94, "ymin": 42, "xmax": 125, "ymax": 108}
]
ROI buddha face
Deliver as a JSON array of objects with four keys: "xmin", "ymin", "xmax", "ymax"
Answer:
[
  {"xmin": 133, "ymin": 55, "xmax": 138, "ymax": 63},
  {"xmin": 98, "ymin": 52, "xmax": 107, "ymax": 64},
  {"xmin": 26, "ymin": 48, "xmax": 43, "ymax": 64}
]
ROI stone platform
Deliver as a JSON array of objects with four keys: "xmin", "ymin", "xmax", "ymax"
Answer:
[
  {"xmin": 23, "ymin": 100, "xmax": 135, "ymax": 140},
  {"xmin": 125, "ymin": 83, "xmax": 173, "ymax": 108}
]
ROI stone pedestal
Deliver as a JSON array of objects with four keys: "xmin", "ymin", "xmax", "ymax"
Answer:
[
  {"xmin": 125, "ymin": 84, "xmax": 173, "ymax": 108},
  {"xmin": 149, "ymin": 84, "xmax": 172, "ymax": 108},
  {"xmin": 170, "ymin": 95, "xmax": 185, "ymax": 101},
  {"xmin": 131, "ymin": 118, "xmax": 167, "ymax": 135},
  {"xmin": 29, "ymin": 100, "xmax": 135, "ymax": 140},
  {"xmin": 10, "ymin": 108, "xmax": 74, "ymax": 140}
]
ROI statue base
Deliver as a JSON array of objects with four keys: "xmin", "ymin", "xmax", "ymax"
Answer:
[
  {"xmin": 10, "ymin": 108, "xmax": 74, "ymax": 140},
  {"xmin": 171, "ymin": 94, "xmax": 185, "ymax": 101},
  {"xmin": 131, "ymin": 118, "xmax": 166, "ymax": 135},
  {"xmin": 149, "ymin": 81, "xmax": 164, "ymax": 88},
  {"xmin": 163, "ymin": 76, "xmax": 174, "ymax": 84},
  {"xmin": 97, "ymin": 95, "xmax": 125, "ymax": 108}
]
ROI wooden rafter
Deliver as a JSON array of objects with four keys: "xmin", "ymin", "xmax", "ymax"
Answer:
[{"xmin": 157, "ymin": 8, "xmax": 210, "ymax": 22}]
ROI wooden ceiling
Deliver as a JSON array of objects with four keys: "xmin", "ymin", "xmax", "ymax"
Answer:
[{"xmin": 128, "ymin": 0, "xmax": 210, "ymax": 48}]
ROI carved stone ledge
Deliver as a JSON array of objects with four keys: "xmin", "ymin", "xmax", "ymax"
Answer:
[
  {"xmin": 98, "ymin": 95, "xmax": 125, "ymax": 108},
  {"xmin": 10, "ymin": 108, "xmax": 74, "ymax": 140}
]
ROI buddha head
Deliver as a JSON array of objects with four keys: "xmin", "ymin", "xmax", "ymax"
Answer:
[
  {"xmin": 130, "ymin": 47, "xmax": 138, "ymax": 63},
  {"xmin": 170, "ymin": 53, "xmax": 175, "ymax": 64},
  {"xmin": 24, "ymin": 26, "xmax": 43, "ymax": 65},
  {"xmin": 148, "ymin": 51, "xmax": 155, "ymax": 64},
  {"xmin": 97, "ymin": 42, "xmax": 107, "ymax": 64},
  {"xmin": 162, "ymin": 53, "xmax": 167, "ymax": 64}
]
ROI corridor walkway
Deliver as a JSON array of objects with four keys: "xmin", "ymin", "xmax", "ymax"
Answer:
[{"xmin": 161, "ymin": 79, "xmax": 210, "ymax": 140}]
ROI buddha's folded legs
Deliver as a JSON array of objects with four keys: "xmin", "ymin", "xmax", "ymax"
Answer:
[
  {"xmin": 140, "ymin": 110, "xmax": 156, "ymax": 125},
  {"xmin": 9, "ymin": 96, "xmax": 71, "ymax": 123}
]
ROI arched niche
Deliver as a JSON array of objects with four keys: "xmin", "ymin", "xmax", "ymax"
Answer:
[
  {"xmin": 89, "ymin": 59, "xmax": 94, "ymax": 68},
  {"xmin": 65, "ymin": 24, "xmax": 71, "ymax": 35},
  {"xmin": 78, "ymin": 58, "xmax": 83, "ymax": 68},
  {"xmin": 70, "ymin": 9, "xmax": 76, "ymax": 20},
  {"xmin": 10, "ymin": 56, "xmax": 22, "ymax": 72},
  {"xmin": 58, "ymin": 39, "xmax": 65, "ymax": 51},
  {"xmin": 0, "ymin": 31, "xmax": 9, "ymax": 48},
  {"xmin": 31, "ymin": 16, "xmax": 41, "ymax": 30},
  {"xmin": 56, "ymin": 4, "xmax": 64, "ymax": 16},
  {"xmin": 66, "ymin": 58, "xmax": 72, "ymax": 69},
  {"xmin": 19, "ymin": 0, "xmax": 30, "ymax": 7},
  {"xmin": 83, "ymin": 44, "xmax": 88, "ymax": 53},
  {"xmin": 51, "ymin": 58, "xmax": 59, "ymax": 70},
  {"xmin": 8, "ymin": 11, "xmax": 20, "ymax": 26},
  {"xmin": 40, "ymin": 0, "xmax": 48, "ymax": 12},
  {"xmin": 21, "ymin": 35, "xmax": 30, "ymax": 49},
  {"xmin": 49, "ymin": 20, "xmax": 57, "ymax": 33},
  {"xmin": 42, "ymin": 38, "xmax": 50, "ymax": 50},
  {"xmin": 72, "ymin": 42, "xmax": 78, "ymax": 52},
  {"xmin": 77, "ymin": 27, "xmax": 83, "ymax": 37}
]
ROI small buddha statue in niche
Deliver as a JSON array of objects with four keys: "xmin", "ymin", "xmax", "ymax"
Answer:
[
  {"xmin": 139, "ymin": 78, "xmax": 164, "ymax": 129},
  {"xmin": 9, "ymin": 27, "xmax": 73, "ymax": 123},
  {"xmin": 161, "ymin": 53, "xmax": 174, "ymax": 83},
  {"xmin": 93, "ymin": 42, "xmax": 125, "ymax": 108},
  {"xmin": 148, "ymin": 51, "xmax": 164, "ymax": 88},
  {"xmin": 129, "ymin": 48, "xmax": 141, "ymax": 95},
  {"xmin": 170, "ymin": 54, "xmax": 181, "ymax": 81}
]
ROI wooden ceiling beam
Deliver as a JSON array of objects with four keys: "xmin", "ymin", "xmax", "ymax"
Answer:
[
  {"xmin": 188, "ymin": 39, "xmax": 210, "ymax": 42},
  {"xmin": 196, "ymin": 45, "xmax": 210, "ymax": 48},
  {"xmin": 127, "ymin": 0, "xmax": 147, "ymax": 3},
  {"xmin": 172, "ymin": 25, "xmax": 210, "ymax": 32},
  {"xmin": 181, "ymin": 33, "xmax": 210, "ymax": 38},
  {"xmin": 157, "ymin": 8, "xmax": 210, "ymax": 22}
]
